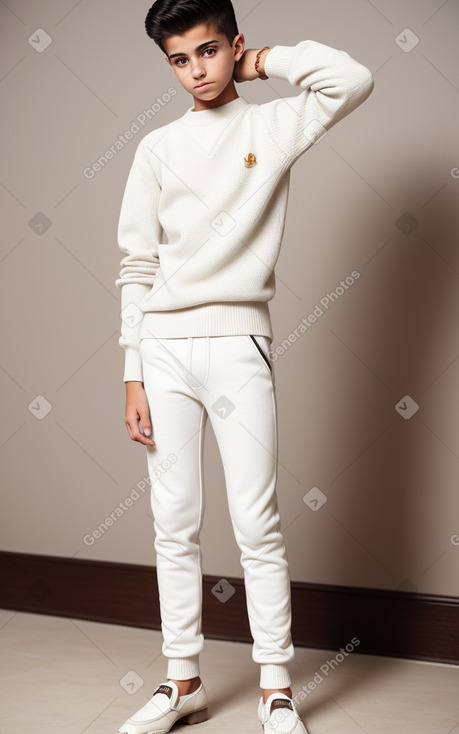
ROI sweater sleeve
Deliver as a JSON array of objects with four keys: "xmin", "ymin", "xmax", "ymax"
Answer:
[
  {"xmin": 115, "ymin": 138, "xmax": 162, "ymax": 383},
  {"xmin": 260, "ymin": 40, "xmax": 374, "ymax": 162}
]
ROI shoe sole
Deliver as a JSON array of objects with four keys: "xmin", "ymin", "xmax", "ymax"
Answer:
[
  {"xmin": 180, "ymin": 706, "xmax": 209, "ymax": 725},
  {"xmin": 119, "ymin": 705, "xmax": 209, "ymax": 734}
]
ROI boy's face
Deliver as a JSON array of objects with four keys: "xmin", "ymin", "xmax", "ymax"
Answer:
[{"xmin": 163, "ymin": 22, "xmax": 245, "ymax": 111}]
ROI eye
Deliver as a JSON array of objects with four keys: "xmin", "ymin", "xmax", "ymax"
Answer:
[{"xmin": 203, "ymin": 47, "xmax": 216, "ymax": 57}]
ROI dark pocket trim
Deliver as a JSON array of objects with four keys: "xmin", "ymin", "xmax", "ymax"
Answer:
[{"xmin": 249, "ymin": 335, "xmax": 272, "ymax": 373}]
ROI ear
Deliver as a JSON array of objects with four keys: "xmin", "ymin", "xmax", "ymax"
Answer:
[
  {"xmin": 165, "ymin": 56, "xmax": 172, "ymax": 67},
  {"xmin": 233, "ymin": 32, "xmax": 245, "ymax": 62}
]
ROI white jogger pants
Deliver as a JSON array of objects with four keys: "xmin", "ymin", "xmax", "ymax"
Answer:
[{"xmin": 139, "ymin": 334, "xmax": 295, "ymax": 689}]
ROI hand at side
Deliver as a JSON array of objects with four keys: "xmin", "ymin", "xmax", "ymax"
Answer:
[{"xmin": 124, "ymin": 381, "xmax": 156, "ymax": 447}]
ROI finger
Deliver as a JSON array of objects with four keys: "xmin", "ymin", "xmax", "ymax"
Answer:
[
  {"xmin": 134, "ymin": 415, "xmax": 156, "ymax": 446},
  {"xmin": 139, "ymin": 412, "xmax": 152, "ymax": 439},
  {"xmin": 124, "ymin": 415, "xmax": 136, "ymax": 441},
  {"xmin": 139, "ymin": 412, "xmax": 155, "ymax": 443},
  {"xmin": 135, "ymin": 431, "xmax": 156, "ymax": 447},
  {"xmin": 139, "ymin": 434, "xmax": 156, "ymax": 447},
  {"xmin": 125, "ymin": 413, "xmax": 144, "ymax": 442},
  {"xmin": 126, "ymin": 418, "xmax": 156, "ymax": 446},
  {"xmin": 138, "ymin": 415, "xmax": 155, "ymax": 445}
]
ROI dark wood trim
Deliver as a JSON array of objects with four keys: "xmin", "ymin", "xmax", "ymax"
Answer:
[{"xmin": 1, "ymin": 551, "xmax": 457, "ymax": 664}]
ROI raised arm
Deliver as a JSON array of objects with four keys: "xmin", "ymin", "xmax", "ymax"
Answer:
[{"xmin": 235, "ymin": 40, "xmax": 374, "ymax": 163}]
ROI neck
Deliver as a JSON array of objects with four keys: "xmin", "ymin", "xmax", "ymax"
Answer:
[{"xmin": 192, "ymin": 78, "xmax": 239, "ymax": 112}]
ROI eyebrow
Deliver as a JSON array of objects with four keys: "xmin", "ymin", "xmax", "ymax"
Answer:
[{"xmin": 168, "ymin": 40, "xmax": 220, "ymax": 60}]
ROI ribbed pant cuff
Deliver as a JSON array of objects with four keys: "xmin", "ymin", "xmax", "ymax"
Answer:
[
  {"xmin": 259, "ymin": 664, "xmax": 292, "ymax": 689},
  {"xmin": 166, "ymin": 655, "xmax": 200, "ymax": 681}
]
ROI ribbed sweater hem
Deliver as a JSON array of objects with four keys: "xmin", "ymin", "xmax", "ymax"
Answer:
[{"xmin": 139, "ymin": 301, "xmax": 273, "ymax": 341}]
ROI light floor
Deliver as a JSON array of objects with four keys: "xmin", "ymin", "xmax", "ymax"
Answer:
[{"xmin": 1, "ymin": 609, "xmax": 458, "ymax": 733}]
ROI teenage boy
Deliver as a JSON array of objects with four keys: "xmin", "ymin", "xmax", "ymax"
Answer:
[{"xmin": 116, "ymin": 1, "xmax": 373, "ymax": 732}]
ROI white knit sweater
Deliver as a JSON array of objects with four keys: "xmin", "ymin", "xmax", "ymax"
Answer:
[{"xmin": 116, "ymin": 40, "xmax": 374, "ymax": 382}]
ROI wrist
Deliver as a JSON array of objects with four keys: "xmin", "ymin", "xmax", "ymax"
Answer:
[
  {"xmin": 255, "ymin": 46, "xmax": 270, "ymax": 79},
  {"xmin": 233, "ymin": 47, "xmax": 271, "ymax": 84}
]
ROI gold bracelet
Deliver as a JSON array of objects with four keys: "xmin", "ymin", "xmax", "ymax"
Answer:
[{"xmin": 255, "ymin": 46, "xmax": 270, "ymax": 80}]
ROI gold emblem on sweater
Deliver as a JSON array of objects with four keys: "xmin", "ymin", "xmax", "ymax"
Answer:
[{"xmin": 244, "ymin": 153, "xmax": 257, "ymax": 168}]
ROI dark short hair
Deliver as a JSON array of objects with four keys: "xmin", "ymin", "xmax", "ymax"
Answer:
[{"xmin": 145, "ymin": 0, "xmax": 239, "ymax": 55}]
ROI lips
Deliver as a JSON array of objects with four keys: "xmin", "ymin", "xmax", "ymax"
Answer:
[{"xmin": 194, "ymin": 82, "xmax": 212, "ymax": 90}]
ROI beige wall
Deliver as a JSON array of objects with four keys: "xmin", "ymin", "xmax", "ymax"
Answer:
[{"xmin": 1, "ymin": 0, "xmax": 458, "ymax": 598}]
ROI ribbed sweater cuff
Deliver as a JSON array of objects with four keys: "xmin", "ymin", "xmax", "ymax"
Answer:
[
  {"xmin": 264, "ymin": 45, "xmax": 297, "ymax": 81},
  {"xmin": 123, "ymin": 347, "xmax": 143, "ymax": 383}
]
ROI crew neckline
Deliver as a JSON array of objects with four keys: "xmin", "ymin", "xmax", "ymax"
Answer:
[{"xmin": 181, "ymin": 95, "xmax": 248, "ymax": 126}]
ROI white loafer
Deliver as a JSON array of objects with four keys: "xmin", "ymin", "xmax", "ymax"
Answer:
[
  {"xmin": 118, "ymin": 679, "xmax": 208, "ymax": 734},
  {"xmin": 258, "ymin": 692, "xmax": 309, "ymax": 733}
]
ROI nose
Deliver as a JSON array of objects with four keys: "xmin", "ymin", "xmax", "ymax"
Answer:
[{"xmin": 191, "ymin": 58, "xmax": 206, "ymax": 79}]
